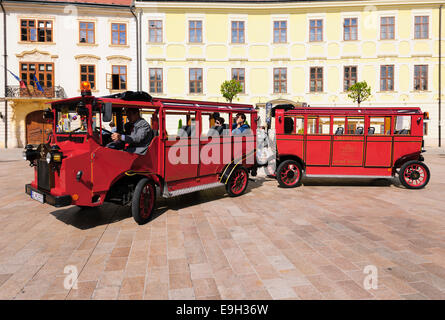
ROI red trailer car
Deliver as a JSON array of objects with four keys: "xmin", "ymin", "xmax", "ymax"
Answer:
[
  {"xmin": 24, "ymin": 84, "xmax": 257, "ymax": 224},
  {"xmin": 272, "ymin": 105, "xmax": 430, "ymax": 189}
]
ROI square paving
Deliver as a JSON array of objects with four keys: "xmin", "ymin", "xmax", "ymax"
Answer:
[{"xmin": 1, "ymin": 151, "xmax": 445, "ymax": 299}]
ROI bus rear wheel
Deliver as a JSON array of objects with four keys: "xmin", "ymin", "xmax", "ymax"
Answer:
[
  {"xmin": 399, "ymin": 160, "xmax": 430, "ymax": 189},
  {"xmin": 132, "ymin": 178, "xmax": 156, "ymax": 225},
  {"xmin": 277, "ymin": 160, "xmax": 303, "ymax": 188},
  {"xmin": 226, "ymin": 166, "xmax": 249, "ymax": 197}
]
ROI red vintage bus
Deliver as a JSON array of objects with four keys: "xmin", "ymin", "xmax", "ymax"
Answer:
[
  {"xmin": 24, "ymin": 84, "xmax": 257, "ymax": 224},
  {"xmin": 272, "ymin": 105, "xmax": 430, "ymax": 189}
]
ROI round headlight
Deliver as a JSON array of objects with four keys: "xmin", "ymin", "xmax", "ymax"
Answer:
[
  {"xmin": 46, "ymin": 152, "xmax": 52, "ymax": 164},
  {"xmin": 22, "ymin": 151, "xmax": 27, "ymax": 161}
]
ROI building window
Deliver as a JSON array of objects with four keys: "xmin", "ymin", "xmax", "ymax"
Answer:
[
  {"xmin": 111, "ymin": 23, "xmax": 126, "ymax": 45},
  {"xmin": 273, "ymin": 68, "xmax": 287, "ymax": 93},
  {"xmin": 80, "ymin": 65, "xmax": 96, "ymax": 89},
  {"xmin": 149, "ymin": 68, "xmax": 163, "ymax": 93},
  {"xmin": 149, "ymin": 20, "xmax": 162, "ymax": 43},
  {"xmin": 232, "ymin": 68, "xmax": 245, "ymax": 93},
  {"xmin": 414, "ymin": 65, "xmax": 428, "ymax": 91},
  {"xmin": 344, "ymin": 66, "xmax": 357, "ymax": 91},
  {"xmin": 20, "ymin": 19, "xmax": 52, "ymax": 42},
  {"xmin": 309, "ymin": 19, "xmax": 323, "ymax": 42},
  {"xmin": 344, "ymin": 18, "xmax": 357, "ymax": 41},
  {"xmin": 380, "ymin": 17, "xmax": 395, "ymax": 40},
  {"xmin": 231, "ymin": 21, "xmax": 245, "ymax": 43},
  {"xmin": 189, "ymin": 68, "xmax": 203, "ymax": 93},
  {"xmin": 20, "ymin": 62, "xmax": 53, "ymax": 89},
  {"xmin": 380, "ymin": 65, "xmax": 394, "ymax": 91},
  {"xmin": 273, "ymin": 21, "xmax": 287, "ymax": 43},
  {"xmin": 414, "ymin": 16, "xmax": 429, "ymax": 39},
  {"xmin": 189, "ymin": 20, "xmax": 202, "ymax": 43},
  {"xmin": 111, "ymin": 65, "xmax": 127, "ymax": 90},
  {"xmin": 310, "ymin": 67, "xmax": 323, "ymax": 92},
  {"xmin": 79, "ymin": 22, "xmax": 95, "ymax": 44}
]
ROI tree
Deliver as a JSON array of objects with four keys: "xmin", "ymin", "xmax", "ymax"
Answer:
[
  {"xmin": 220, "ymin": 79, "xmax": 243, "ymax": 103},
  {"xmin": 347, "ymin": 81, "xmax": 371, "ymax": 107}
]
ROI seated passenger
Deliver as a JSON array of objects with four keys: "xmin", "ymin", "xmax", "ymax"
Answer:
[
  {"xmin": 232, "ymin": 113, "xmax": 251, "ymax": 135},
  {"xmin": 111, "ymin": 108, "xmax": 152, "ymax": 155}
]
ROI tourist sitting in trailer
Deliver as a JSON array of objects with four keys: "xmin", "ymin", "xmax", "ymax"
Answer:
[
  {"xmin": 110, "ymin": 108, "xmax": 153, "ymax": 155},
  {"xmin": 232, "ymin": 113, "xmax": 251, "ymax": 135}
]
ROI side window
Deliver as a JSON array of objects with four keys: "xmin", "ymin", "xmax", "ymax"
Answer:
[
  {"xmin": 395, "ymin": 116, "xmax": 411, "ymax": 135},
  {"xmin": 347, "ymin": 117, "xmax": 364, "ymax": 135},
  {"xmin": 369, "ymin": 117, "xmax": 391, "ymax": 135},
  {"xmin": 318, "ymin": 116, "xmax": 330, "ymax": 134},
  {"xmin": 165, "ymin": 111, "xmax": 196, "ymax": 138},
  {"xmin": 284, "ymin": 117, "xmax": 295, "ymax": 134},
  {"xmin": 295, "ymin": 117, "xmax": 304, "ymax": 134},
  {"xmin": 307, "ymin": 116, "xmax": 317, "ymax": 134},
  {"xmin": 333, "ymin": 117, "xmax": 345, "ymax": 135}
]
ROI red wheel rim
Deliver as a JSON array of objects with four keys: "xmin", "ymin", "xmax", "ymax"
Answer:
[
  {"xmin": 280, "ymin": 163, "xmax": 299, "ymax": 186},
  {"xmin": 139, "ymin": 183, "xmax": 154, "ymax": 219},
  {"xmin": 230, "ymin": 169, "xmax": 247, "ymax": 195},
  {"xmin": 403, "ymin": 164, "xmax": 427, "ymax": 187}
]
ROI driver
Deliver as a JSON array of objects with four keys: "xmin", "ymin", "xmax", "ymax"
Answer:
[{"xmin": 111, "ymin": 108, "xmax": 152, "ymax": 155}]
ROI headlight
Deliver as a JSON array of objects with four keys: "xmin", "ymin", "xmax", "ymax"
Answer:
[
  {"xmin": 46, "ymin": 152, "xmax": 52, "ymax": 164},
  {"xmin": 22, "ymin": 150, "xmax": 27, "ymax": 160}
]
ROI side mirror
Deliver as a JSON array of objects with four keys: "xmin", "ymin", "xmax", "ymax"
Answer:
[
  {"xmin": 43, "ymin": 109, "xmax": 54, "ymax": 120},
  {"xmin": 102, "ymin": 102, "xmax": 112, "ymax": 122}
]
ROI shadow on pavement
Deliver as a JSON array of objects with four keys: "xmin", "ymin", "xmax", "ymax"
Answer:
[{"xmin": 49, "ymin": 176, "xmax": 266, "ymax": 229}]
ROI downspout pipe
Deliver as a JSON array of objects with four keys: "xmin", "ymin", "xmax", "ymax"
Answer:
[
  {"xmin": 130, "ymin": 2, "xmax": 140, "ymax": 91},
  {"xmin": 139, "ymin": 9, "xmax": 142, "ymax": 92},
  {"xmin": 439, "ymin": 4, "xmax": 442, "ymax": 148},
  {"xmin": 1, "ymin": 0, "xmax": 7, "ymax": 149}
]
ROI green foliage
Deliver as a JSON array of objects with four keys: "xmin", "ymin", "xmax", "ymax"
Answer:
[
  {"xmin": 178, "ymin": 119, "xmax": 183, "ymax": 129},
  {"xmin": 347, "ymin": 81, "xmax": 371, "ymax": 106},
  {"xmin": 220, "ymin": 79, "xmax": 243, "ymax": 103}
]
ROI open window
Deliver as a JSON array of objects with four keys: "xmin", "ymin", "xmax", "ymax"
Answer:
[
  {"xmin": 347, "ymin": 117, "xmax": 364, "ymax": 135},
  {"xmin": 395, "ymin": 116, "xmax": 411, "ymax": 135},
  {"xmin": 333, "ymin": 117, "xmax": 345, "ymax": 135},
  {"xmin": 165, "ymin": 110, "xmax": 197, "ymax": 138},
  {"xmin": 369, "ymin": 117, "xmax": 391, "ymax": 135}
]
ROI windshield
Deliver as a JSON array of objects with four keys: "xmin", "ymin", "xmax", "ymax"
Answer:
[{"xmin": 55, "ymin": 104, "xmax": 101, "ymax": 134}]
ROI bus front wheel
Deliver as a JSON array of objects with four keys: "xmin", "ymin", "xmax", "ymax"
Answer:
[
  {"xmin": 277, "ymin": 160, "xmax": 303, "ymax": 188},
  {"xmin": 399, "ymin": 160, "xmax": 430, "ymax": 189},
  {"xmin": 226, "ymin": 166, "xmax": 249, "ymax": 197},
  {"xmin": 132, "ymin": 178, "xmax": 156, "ymax": 225}
]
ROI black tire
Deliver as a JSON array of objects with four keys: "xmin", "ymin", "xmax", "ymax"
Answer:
[
  {"xmin": 226, "ymin": 166, "xmax": 249, "ymax": 197},
  {"xmin": 131, "ymin": 178, "xmax": 156, "ymax": 225},
  {"xmin": 399, "ymin": 160, "xmax": 430, "ymax": 189},
  {"xmin": 276, "ymin": 160, "xmax": 303, "ymax": 188}
]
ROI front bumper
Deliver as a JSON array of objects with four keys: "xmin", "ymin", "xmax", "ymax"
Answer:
[{"xmin": 25, "ymin": 184, "xmax": 72, "ymax": 208}]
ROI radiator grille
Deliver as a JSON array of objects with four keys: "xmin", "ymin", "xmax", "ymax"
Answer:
[{"xmin": 37, "ymin": 159, "xmax": 52, "ymax": 191}]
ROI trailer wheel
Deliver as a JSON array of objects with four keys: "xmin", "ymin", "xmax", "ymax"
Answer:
[
  {"xmin": 277, "ymin": 160, "xmax": 303, "ymax": 188},
  {"xmin": 132, "ymin": 178, "xmax": 156, "ymax": 225},
  {"xmin": 399, "ymin": 160, "xmax": 430, "ymax": 189},
  {"xmin": 226, "ymin": 166, "xmax": 249, "ymax": 197}
]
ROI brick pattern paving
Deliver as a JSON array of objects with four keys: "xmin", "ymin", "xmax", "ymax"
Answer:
[{"xmin": 0, "ymin": 154, "xmax": 445, "ymax": 299}]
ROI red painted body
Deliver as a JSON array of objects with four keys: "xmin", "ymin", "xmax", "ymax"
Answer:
[
  {"xmin": 274, "ymin": 107, "xmax": 427, "ymax": 178},
  {"xmin": 26, "ymin": 94, "xmax": 257, "ymax": 208}
]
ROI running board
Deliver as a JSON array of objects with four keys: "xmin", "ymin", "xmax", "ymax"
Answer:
[
  {"xmin": 162, "ymin": 182, "xmax": 224, "ymax": 198},
  {"xmin": 305, "ymin": 174, "xmax": 392, "ymax": 179}
]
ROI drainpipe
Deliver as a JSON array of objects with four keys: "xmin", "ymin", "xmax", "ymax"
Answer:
[
  {"xmin": 138, "ymin": 9, "xmax": 142, "ymax": 92},
  {"xmin": 439, "ymin": 4, "xmax": 443, "ymax": 148},
  {"xmin": 130, "ymin": 2, "xmax": 140, "ymax": 91},
  {"xmin": 1, "ymin": 0, "xmax": 7, "ymax": 149}
]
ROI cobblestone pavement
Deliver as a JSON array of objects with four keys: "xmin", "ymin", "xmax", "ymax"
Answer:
[{"xmin": 0, "ymin": 152, "xmax": 445, "ymax": 300}]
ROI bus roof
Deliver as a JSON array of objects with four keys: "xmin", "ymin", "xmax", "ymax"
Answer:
[{"xmin": 282, "ymin": 106, "xmax": 423, "ymax": 116}]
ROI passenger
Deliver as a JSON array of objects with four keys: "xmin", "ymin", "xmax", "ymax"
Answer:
[
  {"xmin": 232, "ymin": 113, "xmax": 250, "ymax": 135},
  {"xmin": 111, "ymin": 108, "xmax": 152, "ymax": 155},
  {"xmin": 109, "ymin": 121, "xmax": 117, "ymax": 133}
]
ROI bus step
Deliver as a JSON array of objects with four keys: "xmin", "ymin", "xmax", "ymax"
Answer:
[{"xmin": 163, "ymin": 182, "xmax": 224, "ymax": 198}]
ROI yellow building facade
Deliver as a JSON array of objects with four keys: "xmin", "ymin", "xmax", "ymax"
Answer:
[{"xmin": 138, "ymin": 0, "xmax": 445, "ymax": 146}]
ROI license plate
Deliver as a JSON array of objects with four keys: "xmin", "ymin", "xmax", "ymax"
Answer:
[{"xmin": 30, "ymin": 190, "xmax": 44, "ymax": 203}]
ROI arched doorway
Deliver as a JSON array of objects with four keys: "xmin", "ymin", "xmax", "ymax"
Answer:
[{"xmin": 26, "ymin": 110, "xmax": 52, "ymax": 145}]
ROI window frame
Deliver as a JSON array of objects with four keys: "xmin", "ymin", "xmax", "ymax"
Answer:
[
  {"xmin": 309, "ymin": 19, "xmax": 323, "ymax": 42},
  {"xmin": 273, "ymin": 68, "xmax": 287, "ymax": 94},
  {"xmin": 111, "ymin": 23, "xmax": 127, "ymax": 45},
  {"xmin": 231, "ymin": 68, "xmax": 245, "ymax": 93},
  {"xmin": 414, "ymin": 15, "xmax": 429, "ymax": 39},
  {"xmin": 79, "ymin": 21, "xmax": 95, "ymax": 44},
  {"xmin": 148, "ymin": 20, "xmax": 163, "ymax": 43},
  {"xmin": 273, "ymin": 20, "xmax": 287, "ymax": 43},
  {"xmin": 149, "ymin": 68, "xmax": 163, "ymax": 94},
  {"xmin": 414, "ymin": 65, "xmax": 428, "ymax": 91},
  {"xmin": 380, "ymin": 16, "xmax": 395, "ymax": 40},
  {"xmin": 189, "ymin": 68, "xmax": 203, "ymax": 94},
  {"xmin": 344, "ymin": 66, "xmax": 357, "ymax": 92},
  {"xmin": 310, "ymin": 67, "xmax": 323, "ymax": 93},
  {"xmin": 343, "ymin": 17, "xmax": 358, "ymax": 41},
  {"xmin": 20, "ymin": 19, "xmax": 53, "ymax": 43},
  {"xmin": 189, "ymin": 20, "xmax": 203, "ymax": 43},
  {"xmin": 380, "ymin": 65, "xmax": 394, "ymax": 92},
  {"xmin": 111, "ymin": 65, "xmax": 127, "ymax": 90},
  {"xmin": 80, "ymin": 64, "xmax": 96, "ymax": 90},
  {"xmin": 231, "ymin": 21, "xmax": 245, "ymax": 44},
  {"xmin": 20, "ymin": 62, "xmax": 54, "ymax": 90}
]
